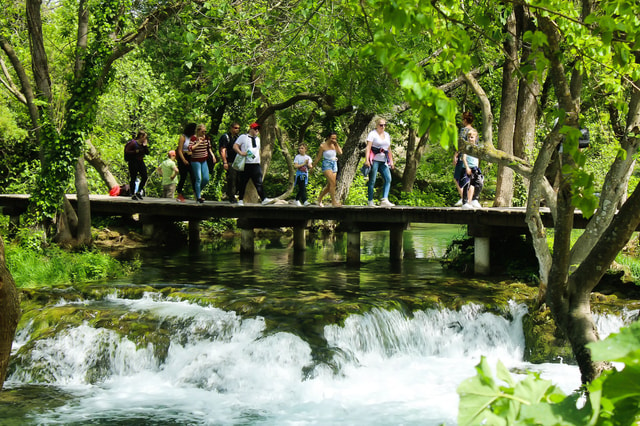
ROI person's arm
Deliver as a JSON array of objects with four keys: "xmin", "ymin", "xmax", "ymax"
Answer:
[
  {"xmin": 364, "ymin": 141, "xmax": 373, "ymax": 167},
  {"xmin": 156, "ymin": 165, "xmax": 163, "ymax": 175},
  {"xmin": 313, "ymin": 144, "xmax": 324, "ymax": 167},
  {"xmin": 170, "ymin": 165, "xmax": 179, "ymax": 179},
  {"xmin": 233, "ymin": 139, "xmax": 246, "ymax": 156},
  {"xmin": 334, "ymin": 141, "xmax": 343, "ymax": 156},
  {"xmin": 208, "ymin": 141, "xmax": 217, "ymax": 163},
  {"xmin": 387, "ymin": 149, "xmax": 394, "ymax": 169},
  {"xmin": 177, "ymin": 135, "xmax": 189, "ymax": 165},
  {"xmin": 307, "ymin": 155, "xmax": 313, "ymax": 169},
  {"xmin": 219, "ymin": 135, "xmax": 229, "ymax": 169},
  {"xmin": 463, "ymin": 154, "xmax": 471, "ymax": 175}
]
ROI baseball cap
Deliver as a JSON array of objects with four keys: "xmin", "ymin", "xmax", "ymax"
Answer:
[{"xmin": 250, "ymin": 122, "xmax": 260, "ymax": 129}]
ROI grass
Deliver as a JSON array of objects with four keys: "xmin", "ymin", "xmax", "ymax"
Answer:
[{"xmin": 5, "ymin": 244, "xmax": 139, "ymax": 288}]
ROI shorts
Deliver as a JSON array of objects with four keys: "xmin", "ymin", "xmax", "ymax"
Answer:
[{"xmin": 322, "ymin": 159, "xmax": 338, "ymax": 173}]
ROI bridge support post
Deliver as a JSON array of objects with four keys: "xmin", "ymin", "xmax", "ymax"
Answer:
[
  {"xmin": 474, "ymin": 237, "xmax": 490, "ymax": 275},
  {"xmin": 389, "ymin": 225, "xmax": 404, "ymax": 261},
  {"xmin": 241, "ymin": 228, "xmax": 254, "ymax": 254},
  {"xmin": 346, "ymin": 231, "xmax": 360, "ymax": 265},
  {"xmin": 293, "ymin": 226, "xmax": 306, "ymax": 251},
  {"xmin": 189, "ymin": 220, "xmax": 201, "ymax": 247}
]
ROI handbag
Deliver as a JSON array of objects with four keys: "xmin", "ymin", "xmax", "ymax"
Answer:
[
  {"xmin": 232, "ymin": 154, "xmax": 245, "ymax": 171},
  {"xmin": 360, "ymin": 164, "xmax": 370, "ymax": 177}
]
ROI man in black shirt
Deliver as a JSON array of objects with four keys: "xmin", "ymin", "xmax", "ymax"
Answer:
[{"xmin": 219, "ymin": 122, "xmax": 241, "ymax": 203}]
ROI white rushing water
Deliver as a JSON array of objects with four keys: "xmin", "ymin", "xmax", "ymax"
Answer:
[{"xmin": 9, "ymin": 294, "xmax": 618, "ymax": 425}]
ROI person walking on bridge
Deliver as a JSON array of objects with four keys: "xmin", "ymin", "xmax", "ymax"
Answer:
[
  {"xmin": 314, "ymin": 131, "xmax": 342, "ymax": 207},
  {"xmin": 234, "ymin": 122, "xmax": 273, "ymax": 205},
  {"xmin": 364, "ymin": 118, "xmax": 394, "ymax": 207},
  {"xmin": 176, "ymin": 123, "xmax": 196, "ymax": 202},
  {"xmin": 219, "ymin": 122, "xmax": 241, "ymax": 203},
  {"xmin": 124, "ymin": 130, "xmax": 149, "ymax": 201},
  {"xmin": 189, "ymin": 124, "xmax": 216, "ymax": 203}
]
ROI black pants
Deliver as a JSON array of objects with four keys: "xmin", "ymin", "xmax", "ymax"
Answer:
[
  {"xmin": 225, "ymin": 167, "xmax": 238, "ymax": 202},
  {"xmin": 295, "ymin": 174, "xmax": 307, "ymax": 202},
  {"xmin": 177, "ymin": 158, "xmax": 194, "ymax": 195},
  {"xmin": 238, "ymin": 163, "xmax": 265, "ymax": 201},
  {"xmin": 128, "ymin": 159, "xmax": 147, "ymax": 195}
]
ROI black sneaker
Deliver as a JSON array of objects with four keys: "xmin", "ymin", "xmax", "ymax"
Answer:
[
  {"xmin": 135, "ymin": 193, "xmax": 143, "ymax": 200},
  {"xmin": 131, "ymin": 195, "xmax": 138, "ymax": 201}
]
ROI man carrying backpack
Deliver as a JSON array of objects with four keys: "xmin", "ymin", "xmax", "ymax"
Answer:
[
  {"xmin": 124, "ymin": 130, "xmax": 149, "ymax": 200},
  {"xmin": 219, "ymin": 122, "xmax": 240, "ymax": 203}
]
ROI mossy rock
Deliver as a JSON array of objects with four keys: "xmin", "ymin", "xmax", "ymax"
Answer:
[{"xmin": 522, "ymin": 305, "xmax": 574, "ymax": 364}]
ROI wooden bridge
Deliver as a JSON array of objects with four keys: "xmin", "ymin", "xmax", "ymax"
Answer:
[{"xmin": 0, "ymin": 194, "xmax": 589, "ymax": 274}]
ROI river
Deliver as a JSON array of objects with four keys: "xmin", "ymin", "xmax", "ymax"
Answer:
[{"xmin": 1, "ymin": 224, "xmax": 623, "ymax": 425}]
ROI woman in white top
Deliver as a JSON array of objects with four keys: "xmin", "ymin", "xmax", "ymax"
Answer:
[
  {"xmin": 313, "ymin": 131, "xmax": 343, "ymax": 206},
  {"xmin": 364, "ymin": 118, "xmax": 395, "ymax": 207}
]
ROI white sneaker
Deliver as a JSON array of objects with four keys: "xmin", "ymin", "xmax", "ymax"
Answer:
[
  {"xmin": 461, "ymin": 203, "xmax": 475, "ymax": 209},
  {"xmin": 303, "ymin": 201, "xmax": 311, "ymax": 206},
  {"xmin": 294, "ymin": 200, "xmax": 302, "ymax": 206},
  {"xmin": 261, "ymin": 197, "xmax": 274, "ymax": 205},
  {"xmin": 471, "ymin": 200, "xmax": 482, "ymax": 208},
  {"xmin": 237, "ymin": 200, "xmax": 244, "ymax": 206},
  {"xmin": 454, "ymin": 198, "xmax": 463, "ymax": 207},
  {"xmin": 368, "ymin": 200, "xmax": 375, "ymax": 207},
  {"xmin": 380, "ymin": 198, "xmax": 395, "ymax": 207}
]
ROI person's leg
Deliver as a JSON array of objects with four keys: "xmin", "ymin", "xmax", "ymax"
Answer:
[
  {"xmin": 248, "ymin": 164, "xmax": 266, "ymax": 200},
  {"xmin": 138, "ymin": 161, "xmax": 148, "ymax": 195},
  {"xmin": 165, "ymin": 184, "xmax": 176, "ymax": 199},
  {"xmin": 200, "ymin": 161, "xmax": 210, "ymax": 196},
  {"xmin": 226, "ymin": 168, "xmax": 237, "ymax": 202},
  {"xmin": 128, "ymin": 161, "xmax": 137, "ymax": 197},
  {"xmin": 327, "ymin": 171, "xmax": 339, "ymax": 206},
  {"xmin": 300, "ymin": 175, "xmax": 308, "ymax": 203},
  {"xmin": 380, "ymin": 162, "xmax": 391, "ymax": 200},
  {"xmin": 177, "ymin": 160, "xmax": 189, "ymax": 194},
  {"xmin": 295, "ymin": 175, "xmax": 303, "ymax": 201},
  {"xmin": 191, "ymin": 161, "xmax": 202, "ymax": 200},
  {"xmin": 238, "ymin": 170, "xmax": 249, "ymax": 201},
  {"xmin": 368, "ymin": 161, "xmax": 381, "ymax": 202}
]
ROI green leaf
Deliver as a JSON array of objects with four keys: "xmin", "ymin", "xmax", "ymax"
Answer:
[{"xmin": 588, "ymin": 321, "xmax": 640, "ymax": 363}]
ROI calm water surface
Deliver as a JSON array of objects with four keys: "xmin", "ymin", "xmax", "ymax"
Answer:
[{"xmin": 2, "ymin": 224, "xmax": 586, "ymax": 425}]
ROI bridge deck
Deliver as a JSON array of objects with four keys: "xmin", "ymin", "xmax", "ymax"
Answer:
[
  {"xmin": 0, "ymin": 193, "xmax": 597, "ymax": 273},
  {"xmin": 0, "ymin": 194, "xmax": 589, "ymax": 230}
]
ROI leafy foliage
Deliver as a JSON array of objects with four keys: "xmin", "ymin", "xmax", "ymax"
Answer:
[
  {"xmin": 5, "ymin": 244, "xmax": 138, "ymax": 288},
  {"xmin": 458, "ymin": 320, "xmax": 640, "ymax": 425}
]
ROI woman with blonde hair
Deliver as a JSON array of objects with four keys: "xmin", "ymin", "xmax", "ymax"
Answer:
[{"xmin": 364, "ymin": 118, "xmax": 394, "ymax": 207}]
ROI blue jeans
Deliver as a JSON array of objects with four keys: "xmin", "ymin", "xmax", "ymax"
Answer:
[
  {"xmin": 191, "ymin": 160, "xmax": 210, "ymax": 199},
  {"xmin": 368, "ymin": 160, "xmax": 391, "ymax": 201}
]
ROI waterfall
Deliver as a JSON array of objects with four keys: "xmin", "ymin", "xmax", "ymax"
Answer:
[{"xmin": 7, "ymin": 294, "xmax": 621, "ymax": 425}]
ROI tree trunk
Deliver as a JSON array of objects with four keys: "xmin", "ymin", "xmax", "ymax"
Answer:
[
  {"xmin": 512, "ymin": 6, "xmax": 541, "ymax": 192},
  {"xmin": 75, "ymin": 156, "xmax": 92, "ymax": 245},
  {"xmin": 0, "ymin": 235, "xmax": 20, "ymax": 391},
  {"xmin": 401, "ymin": 128, "xmax": 429, "ymax": 192},
  {"xmin": 274, "ymin": 125, "xmax": 296, "ymax": 200},
  {"xmin": 494, "ymin": 10, "xmax": 517, "ymax": 207},
  {"xmin": 336, "ymin": 111, "xmax": 375, "ymax": 201},
  {"xmin": 84, "ymin": 139, "xmax": 119, "ymax": 190}
]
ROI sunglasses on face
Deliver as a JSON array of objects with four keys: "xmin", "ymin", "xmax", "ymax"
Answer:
[{"xmin": 379, "ymin": 124, "xmax": 386, "ymax": 127}]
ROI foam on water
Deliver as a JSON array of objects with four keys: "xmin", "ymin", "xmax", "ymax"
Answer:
[{"xmin": 8, "ymin": 294, "xmax": 613, "ymax": 425}]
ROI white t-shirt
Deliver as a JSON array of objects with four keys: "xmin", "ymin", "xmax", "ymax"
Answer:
[
  {"xmin": 294, "ymin": 154, "xmax": 312, "ymax": 173},
  {"xmin": 367, "ymin": 130, "xmax": 391, "ymax": 162},
  {"xmin": 235, "ymin": 134, "xmax": 261, "ymax": 164}
]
